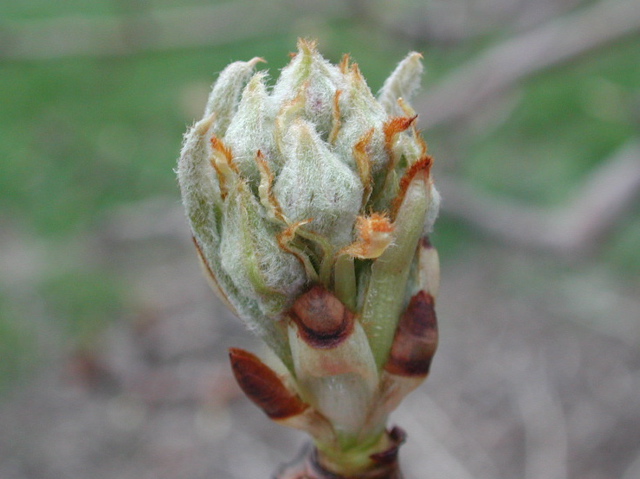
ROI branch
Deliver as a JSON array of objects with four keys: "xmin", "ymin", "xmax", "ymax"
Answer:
[
  {"xmin": 438, "ymin": 140, "xmax": 640, "ymax": 256},
  {"xmin": 0, "ymin": 1, "xmax": 350, "ymax": 60},
  {"xmin": 416, "ymin": 0, "xmax": 640, "ymax": 130}
]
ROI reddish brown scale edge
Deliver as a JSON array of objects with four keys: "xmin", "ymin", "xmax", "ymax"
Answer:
[
  {"xmin": 210, "ymin": 136, "xmax": 237, "ymax": 170},
  {"xmin": 289, "ymin": 285, "xmax": 355, "ymax": 349},
  {"xmin": 391, "ymin": 155, "xmax": 433, "ymax": 219},
  {"xmin": 228, "ymin": 347, "xmax": 308, "ymax": 420},
  {"xmin": 384, "ymin": 291, "xmax": 438, "ymax": 377},
  {"xmin": 370, "ymin": 427, "xmax": 407, "ymax": 465},
  {"xmin": 383, "ymin": 115, "xmax": 417, "ymax": 150},
  {"xmin": 191, "ymin": 236, "xmax": 238, "ymax": 316}
]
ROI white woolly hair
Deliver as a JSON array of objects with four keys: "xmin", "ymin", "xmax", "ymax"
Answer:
[
  {"xmin": 219, "ymin": 185, "xmax": 306, "ymax": 316},
  {"xmin": 273, "ymin": 119, "xmax": 362, "ymax": 247},
  {"xmin": 377, "ymin": 52, "xmax": 424, "ymax": 117}
]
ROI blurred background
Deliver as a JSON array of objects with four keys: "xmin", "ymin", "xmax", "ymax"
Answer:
[{"xmin": 1, "ymin": 0, "xmax": 639, "ymax": 478}]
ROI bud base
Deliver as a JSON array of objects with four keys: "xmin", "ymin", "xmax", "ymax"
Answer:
[{"xmin": 274, "ymin": 428, "xmax": 405, "ymax": 479}]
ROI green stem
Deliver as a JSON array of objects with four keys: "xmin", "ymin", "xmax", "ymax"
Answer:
[
  {"xmin": 360, "ymin": 178, "xmax": 429, "ymax": 369},
  {"xmin": 333, "ymin": 255, "xmax": 357, "ymax": 310},
  {"xmin": 275, "ymin": 430, "xmax": 405, "ymax": 479}
]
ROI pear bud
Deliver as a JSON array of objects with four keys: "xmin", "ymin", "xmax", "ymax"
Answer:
[{"xmin": 178, "ymin": 40, "xmax": 442, "ymax": 475}]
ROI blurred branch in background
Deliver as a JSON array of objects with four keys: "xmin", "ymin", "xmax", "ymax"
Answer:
[
  {"xmin": 5, "ymin": 0, "xmax": 639, "ymax": 66},
  {"xmin": 438, "ymin": 139, "xmax": 640, "ymax": 257},
  {"xmin": 356, "ymin": 0, "xmax": 586, "ymax": 43},
  {"xmin": 415, "ymin": 0, "xmax": 640, "ymax": 130},
  {"xmin": 0, "ymin": 0, "xmax": 351, "ymax": 60}
]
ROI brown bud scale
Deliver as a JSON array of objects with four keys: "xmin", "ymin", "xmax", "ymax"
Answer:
[
  {"xmin": 229, "ymin": 347, "xmax": 308, "ymax": 419},
  {"xmin": 384, "ymin": 291, "xmax": 438, "ymax": 377},
  {"xmin": 289, "ymin": 285, "xmax": 354, "ymax": 349}
]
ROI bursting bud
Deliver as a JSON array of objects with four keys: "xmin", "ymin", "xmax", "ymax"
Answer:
[{"xmin": 178, "ymin": 40, "xmax": 440, "ymax": 476}]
